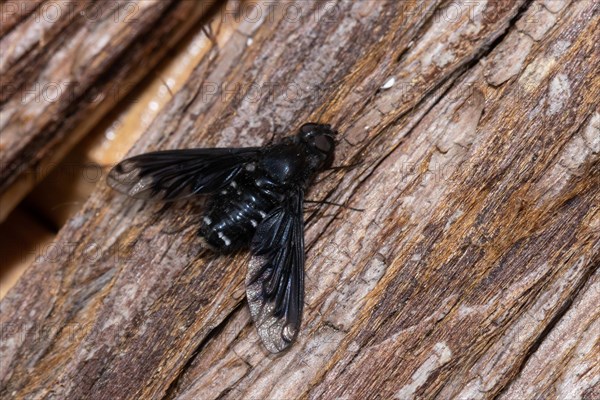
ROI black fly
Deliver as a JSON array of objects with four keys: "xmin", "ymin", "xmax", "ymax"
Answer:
[{"xmin": 107, "ymin": 123, "xmax": 337, "ymax": 353}]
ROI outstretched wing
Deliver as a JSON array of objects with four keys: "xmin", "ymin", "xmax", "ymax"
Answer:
[
  {"xmin": 107, "ymin": 148, "xmax": 260, "ymax": 201},
  {"xmin": 246, "ymin": 189, "xmax": 305, "ymax": 353}
]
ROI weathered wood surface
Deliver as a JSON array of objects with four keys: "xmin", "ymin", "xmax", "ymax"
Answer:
[
  {"xmin": 1, "ymin": 0, "xmax": 599, "ymax": 399},
  {"xmin": 0, "ymin": 0, "xmax": 217, "ymax": 221}
]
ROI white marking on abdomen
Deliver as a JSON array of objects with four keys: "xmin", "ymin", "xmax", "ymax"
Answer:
[{"xmin": 217, "ymin": 231, "xmax": 231, "ymax": 246}]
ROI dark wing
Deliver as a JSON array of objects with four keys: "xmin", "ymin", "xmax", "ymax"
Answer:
[
  {"xmin": 107, "ymin": 148, "xmax": 260, "ymax": 201},
  {"xmin": 246, "ymin": 188, "xmax": 305, "ymax": 353}
]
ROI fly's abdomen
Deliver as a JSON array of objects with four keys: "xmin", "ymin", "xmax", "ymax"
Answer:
[{"xmin": 200, "ymin": 178, "xmax": 276, "ymax": 252}]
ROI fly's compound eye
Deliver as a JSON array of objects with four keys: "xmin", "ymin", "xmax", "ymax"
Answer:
[{"xmin": 313, "ymin": 134, "xmax": 333, "ymax": 153}]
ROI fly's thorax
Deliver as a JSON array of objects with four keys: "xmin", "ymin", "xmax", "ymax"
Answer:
[
  {"xmin": 257, "ymin": 142, "xmax": 329, "ymax": 188},
  {"xmin": 258, "ymin": 144, "xmax": 308, "ymax": 185}
]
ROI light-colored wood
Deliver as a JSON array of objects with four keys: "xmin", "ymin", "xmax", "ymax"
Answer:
[{"xmin": 1, "ymin": 1, "xmax": 598, "ymax": 399}]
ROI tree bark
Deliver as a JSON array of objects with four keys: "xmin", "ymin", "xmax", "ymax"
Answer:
[
  {"xmin": 1, "ymin": 1, "xmax": 598, "ymax": 399},
  {"xmin": 0, "ymin": 0, "xmax": 217, "ymax": 221}
]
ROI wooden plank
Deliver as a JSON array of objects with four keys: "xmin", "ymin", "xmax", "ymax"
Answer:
[
  {"xmin": 22, "ymin": 10, "xmax": 227, "ymax": 230},
  {"xmin": 1, "ymin": 1, "xmax": 598, "ymax": 399},
  {"xmin": 0, "ymin": 0, "xmax": 217, "ymax": 221},
  {"xmin": 0, "ymin": 4, "xmax": 246, "ymax": 299}
]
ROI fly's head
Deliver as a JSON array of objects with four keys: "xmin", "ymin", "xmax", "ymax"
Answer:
[{"xmin": 298, "ymin": 123, "xmax": 336, "ymax": 171}]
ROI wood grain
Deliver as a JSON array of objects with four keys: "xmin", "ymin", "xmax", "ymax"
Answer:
[
  {"xmin": 1, "ymin": 1, "xmax": 598, "ymax": 399},
  {"xmin": 0, "ymin": 0, "xmax": 217, "ymax": 221}
]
